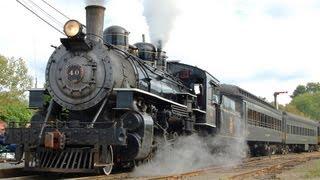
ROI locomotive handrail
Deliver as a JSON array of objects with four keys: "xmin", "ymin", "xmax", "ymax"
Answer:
[
  {"xmin": 107, "ymin": 42, "xmax": 186, "ymax": 88},
  {"xmin": 113, "ymin": 88, "xmax": 187, "ymax": 108}
]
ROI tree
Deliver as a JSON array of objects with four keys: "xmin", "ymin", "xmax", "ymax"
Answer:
[
  {"xmin": 284, "ymin": 103, "xmax": 306, "ymax": 117},
  {"xmin": 291, "ymin": 83, "xmax": 320, "ymax": 98},
  {"xmin": 284, "ymin": 82, "xmax": 320, "ymax": 120},
  {"xmin": 0, "ymin": 55, "xmax": 33, "ymax": 123},
  {"xmin": 291, "ymin": 85, "xmax": 306, "ymax": 98},
  {"xmin": 0, "ymin": 98, "xmax": 32, "ymax": 124},
  {"xmin": 0, "ymin": 55, "xmax": 32, "ymax": 98},
  {"xmin": 305, "ymin": 82, "xmax": 320, "ymax": 93},
  {"xmin": 289, "ymin": 92, "xmax": 320, "ymax": 120}
]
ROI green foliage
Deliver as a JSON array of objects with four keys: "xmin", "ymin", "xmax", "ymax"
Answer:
[
  {"xmin": 291, "ymin": 82, "xmax": 320, "ymax": 98},
  {"xmin": 286, "ymin": 82, "xmax": 320, "ymax": 120},
  {"xmin": 291, "ymin": 85, "xmax": 306, "ymax": 98},
  {"xmin": 0, "ymin": 101, "xmax": 32, "ymax": 123},
  {"xmin": 0, "ymin": 55, "xmax": 32, "ymax": 98},
  {"xmin": 284, "ymin": 103, "xmax": 306, "ymax": 117},
  {"xmin": 0, "ymin": 55, "xmax": 33, "ymax": 123},
  {"xmin": 290, "ymin": 92, "xmax": 320, "ymax": 120}
]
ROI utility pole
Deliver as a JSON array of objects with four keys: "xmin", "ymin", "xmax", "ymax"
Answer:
[
  {"xmin": 35, "ymin": 76, "xmax": 38, "ymax": 88},
  {"xmin": 273, "ymin": 91, "xmax": 288, "ymax": 109}
]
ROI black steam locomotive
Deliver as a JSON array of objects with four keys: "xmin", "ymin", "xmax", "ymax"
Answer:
[{"xmin": 6, "ymin": 4, "xmax": 319, "ymax": 175}]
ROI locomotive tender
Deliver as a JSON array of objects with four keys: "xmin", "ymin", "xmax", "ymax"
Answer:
[{"xmin": 6, "ymin": 3, "xmax": 319, "ymax": 175}]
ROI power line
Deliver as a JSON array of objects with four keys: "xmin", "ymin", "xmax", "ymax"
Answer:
[
  {"xmin": 16, "ymin": 0, "xmax": 65, "ymax": 35},
  {"xmin": 41, "ymin": 0, "xmax": 71, "ymax": 20},
  {"xmin": 27, "ymin": 0, "xmax": 64, "ymax": 26}
]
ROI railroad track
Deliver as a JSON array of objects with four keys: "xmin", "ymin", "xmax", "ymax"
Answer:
[
  {"xmin": 1, "ymin": 152, "xmax": 320, "ymax": 179},
  {"xmin": 229, "ymin": 152, "xmax": 320, "ymax": 180},
  {"xmin": 140, "ymin": 152, "xmax": 320, "ymax": 179}
]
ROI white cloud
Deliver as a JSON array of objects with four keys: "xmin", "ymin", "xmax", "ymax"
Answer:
[{"xmin": 0, "ymin": 0, "xmax": 319, "ymax": 104}]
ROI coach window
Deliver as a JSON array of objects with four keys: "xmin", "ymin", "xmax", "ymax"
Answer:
[
  {"xmin": 222, "ymin": 96, "xmax": 235, "ymax": 111},
  {"xmin": 194, "ymin": 83, "xmax": 204, "ymax": 108},
  {"xmin": 266, "ymin": 116, "xmax": 270, "ymax": 129},
  {"xmin": 257, "ymin": 112, "xmax": 262, "ymax": 127},
  {"xmin": 260, "ymin": 114, "xmax": 265, "ymax": 127},
  {"xmin": 253, "ymin": 111, "xmax": 257, "ymax": 125},
  {"xmin": 293, "ymin": 126, "xmax": 295, "ymax": 134},
  {"xmin": 194, "ymin": 84, "xmax": 201, "ymax": 95},
  {"xmin": 209, "ymin": 82, "xmax": 219, "ymax": 104},
  {"xmin": 248, "ymin": 109, "xmax": 253, "ymax": 125}
]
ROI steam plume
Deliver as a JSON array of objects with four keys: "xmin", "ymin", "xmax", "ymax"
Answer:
[
  {"xmin": 132, "ymin": 116, "xmax": 247, "ymax": 176},
  {"xmin": 143, "ymin": 0, "xmax": 179, "ymax": 47},
  {"xmin": 85, "ymin": 0, "xmax": 106, "ymax": 7}
]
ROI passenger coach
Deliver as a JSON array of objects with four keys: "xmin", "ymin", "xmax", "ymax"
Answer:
[{"xmin": 220, "ymin": 84, "xmax": 319, "ymax": 155}]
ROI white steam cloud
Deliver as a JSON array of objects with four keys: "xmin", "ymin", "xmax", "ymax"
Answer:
[
  {"xmin": 132, "ymin": 116, "xmax": 248, "ymax": 177},
  {"xmin": 143, "ymin": 0, "xmax": 179, "ymax": 47},
  {"xmin": 85, "ymin": 0, "xmax": 106, "ymax": 7}
]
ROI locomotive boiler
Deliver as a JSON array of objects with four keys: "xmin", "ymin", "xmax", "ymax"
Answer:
[{"xmin": 6, "ymin": 4, "xmax": 220, "ymax": 174}]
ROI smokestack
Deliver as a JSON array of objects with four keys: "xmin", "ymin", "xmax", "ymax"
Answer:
[{"xmin": 85, "ymin": 5, "xmax": 105, "ymax": 42}]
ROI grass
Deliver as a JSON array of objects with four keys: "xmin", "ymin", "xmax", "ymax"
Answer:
[{"xmin": 303, "ymin": 159, "xmax": 320, "ymax": 178}]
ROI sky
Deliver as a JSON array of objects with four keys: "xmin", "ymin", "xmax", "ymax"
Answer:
[{"xmin": 0, "ymin": 0, "xmax": 319, "ymax": 105}]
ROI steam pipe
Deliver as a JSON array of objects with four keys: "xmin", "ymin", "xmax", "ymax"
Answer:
[{"xmin": 86, "ymin": 5, "xmax": 105, "ymax": 42}]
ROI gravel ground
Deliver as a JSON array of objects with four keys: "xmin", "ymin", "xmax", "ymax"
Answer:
[{"xmin": 276, "ymin": 159, "xmax": 320, "ymax": 180}]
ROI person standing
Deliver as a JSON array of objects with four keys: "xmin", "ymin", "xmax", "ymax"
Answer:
[
  {"xmin": 0, "ymin": 121, "xmax": 16, "ymax": 153},
  {"xmin": 0, "ymin": 121, "xmax": 7, "ymax": 146}
]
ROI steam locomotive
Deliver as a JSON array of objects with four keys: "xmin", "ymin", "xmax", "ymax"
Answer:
[{"xmin": 6, "ymin": 4, "xmax": 319, "ymax": 175}]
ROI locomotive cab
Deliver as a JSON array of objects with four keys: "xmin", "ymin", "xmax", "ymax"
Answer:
[{"xmin": 167, "ymin": 62, "xmax": 220, "ymax": 131}]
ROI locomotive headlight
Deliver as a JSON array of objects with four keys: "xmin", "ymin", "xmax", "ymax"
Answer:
[{"xmin": 64, "ymin": 20, "xmax": 83, "ymax": 38}]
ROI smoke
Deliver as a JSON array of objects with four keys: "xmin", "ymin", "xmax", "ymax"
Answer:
[
  {"xmin": 142, "ymin": 0, "xmax": 179, "ymax": 47},
  {"xmin": 85, "ymin": 0, "xmax": 106, "ymax": 7},
  {"xmin": 132, "ymin": 116, "xmax": 248, "ymax": 177}
]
